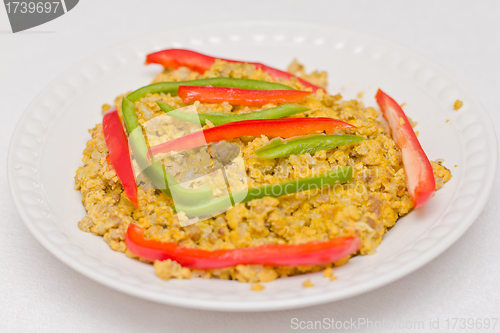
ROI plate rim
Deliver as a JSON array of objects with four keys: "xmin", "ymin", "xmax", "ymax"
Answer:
[{"xmin": 8, "ymin": 20, "xmax": 498, "ymax": 311}]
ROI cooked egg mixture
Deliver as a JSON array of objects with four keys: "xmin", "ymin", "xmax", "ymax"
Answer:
[{"xmin": 75, "ymin": 59, "xmax": 451, "ymax": 284}]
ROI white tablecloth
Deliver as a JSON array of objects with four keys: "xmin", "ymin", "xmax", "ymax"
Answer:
[{"xmin": 1, "ymin": 1, "xmax": 499, "ymax": 332}]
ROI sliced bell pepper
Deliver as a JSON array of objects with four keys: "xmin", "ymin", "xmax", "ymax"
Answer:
[
  {"xmin": 157, "ymin": 101, "xmax": 309, "ymax": 126},
  {"xmin": 148, "ymin": 118, "xmax": 356, "ymax": 158},
  {"xmin": 126, "ymin": 223, "xmax": 360, "ymax": 269},
  {"xmin": 174, "ymin": 166, "xmax": 353, "ymax": 217},
  {"xmin": 127, "ymin": 78, "xmax": 293, "ymax": 103},
  {"xmin": 145, "ymin": 49, "xmax": 323, "ymax": 92},
  {"xmin": 102, "ymin": 107, "xmax": 138, "ymax": 208},
  {"xmin": 178, "ymin": 86, "xmax": 310, "ymax": 106},
  {"xmin": 255, "ymin": 134, "xmax": 365, "ymax": 159},
  {"xmin": 375, "ymin": 89, "xmax": 435, "ymax": 208}
]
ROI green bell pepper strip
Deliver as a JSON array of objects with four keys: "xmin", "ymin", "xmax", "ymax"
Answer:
[
  {"xmin": 121, "ymin": 97, "xmax": 213, "ymax": 204},
  {"xmin": 157, "ymin": 101, "xmax": 310, "ymax": 126},
  {"xmin": 174, "ymin": 166, "xmax": 352, "ymax": 217},
  {"xmin": 255, "ymin": 134, "xmax": 366, "ymax": 159},
  {"xmin": 126, "ymin": 78, "xmax": 293, "ymax": 103}
]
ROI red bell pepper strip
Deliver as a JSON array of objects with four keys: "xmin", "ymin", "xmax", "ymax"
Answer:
[
  {"xmin": 148, "ymin": 117, "xmax": 355, "ymax": 158},
  {"xmin": 125, "ymin": 223, "xmax": 361, "ymax": 269},
  {"xmin": 102, "ymin": 107, "xmax": 138, "ymax": 208},
  {"xmin": 178, "ymin": 86, "xmax": 310, "ymax": 106},
  {"xmin": 145, "ymin": 48, "xmax": 323, "ymax": 92},
  {"xmin": 375, "ymin": 89, "xmax": 435, "ymax": 208}
]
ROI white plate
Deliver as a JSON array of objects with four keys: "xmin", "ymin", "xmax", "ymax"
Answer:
[{"xmin": 8, "ymin": 22, "xmax": 498, "ymax": 311}]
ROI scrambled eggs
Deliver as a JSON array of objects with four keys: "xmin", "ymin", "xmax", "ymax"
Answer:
[{"xmin": 74, "ymin": 60, "xmax": 452, "ymax": 284}]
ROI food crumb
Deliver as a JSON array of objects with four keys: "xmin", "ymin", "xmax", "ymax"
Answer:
[
  {"xmin": 455, "ymin": 165, "xmax": 458, "ymax": 168},
  {"xmin": 399, "ymin": 117, "xmax": 405, "ymax": 126},
  {"xmin": 333, "ymin": 93, "xmax": 342, "ymax": 101},
  {"xmin": 333, "ymin": 257, "xmax": 349, "ymax": 267},
  {"xmin": 154, "ymin": 259, "xmax": 191, "ymax": 281},
  {"xmin": 407, "ymin": 116, "xmax": 417, "ymax": 127},
  {"xmin": 303, "ymin": 279, "xmax": 315, "ymax": 288},
  {"xmin": 446, "ymin": 119, "xmax": 450, "ymax": 123},
  {"xmin": 205, "ymin": 119, "xmax": 215, "ymax": 128},
  {"xmin": 251, "ymin": 283, "xmax": 265, "ymax": 291},
  {"xmin": 400, "ymin": 102, "xmax": 406, "ymax": 108},
  {"xmin": 357, "ymin": 91, "xmax": 364, "ymax": 98},
  {"xmin": 454, "ymin": 100, "xmax": 463, "ymax": 110},
  {"xmin": 415, "ymin": 131, "xmax": 419, "ymax": 137},
  {"xmin": 101, "ymin": 104, "xmax": 111, "ymax": 114},
  {"xmin": 323, "ymin": 267, "xmax": 337, "ymax": 281}
]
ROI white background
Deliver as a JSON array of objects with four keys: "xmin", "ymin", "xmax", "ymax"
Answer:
[{"xmin": 1, "ymin": 1, "xmax": 499, "ymax": 332}]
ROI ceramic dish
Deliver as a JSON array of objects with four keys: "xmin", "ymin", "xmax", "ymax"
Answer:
[{"xmin": 8, "ymin": 22, "xmax": 497, "ymax": 311}]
